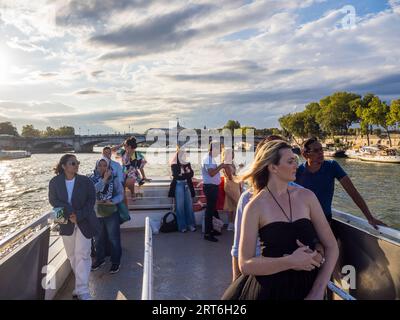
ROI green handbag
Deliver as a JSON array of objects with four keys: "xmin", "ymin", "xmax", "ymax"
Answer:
[
  {"xmin": 97, "ymin": 203, "xmax": 117, "ymax": 217},
  {"xmin": 117, "ymin": 202, "xmax": 131, "ymax": 224}
]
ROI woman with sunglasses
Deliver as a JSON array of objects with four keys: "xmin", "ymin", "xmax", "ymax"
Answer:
[{"xmin": 49, "ymin": 154, "xmax": 100, "ymax": 300}]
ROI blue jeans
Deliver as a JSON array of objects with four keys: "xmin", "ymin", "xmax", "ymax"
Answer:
[
  {"xmin": 95, "ymin": 211, "xmax": 122, "ymax": 265},
  {"xmin": 175, "ymin": 180, "xmax": 195, "ymax": 231}
]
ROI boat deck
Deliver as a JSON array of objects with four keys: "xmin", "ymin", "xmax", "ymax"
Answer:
[
  {"xmin": 55, "ymin": 229, "xmax": 145, "ymax": 300},
  {"xmin": 55, "ymin": 229, "xmax": 233, "ymax": 300}
]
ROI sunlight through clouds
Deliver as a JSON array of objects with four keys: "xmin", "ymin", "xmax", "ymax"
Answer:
[{"xmin": 0, "ymin": 0, "xmax": 398, "ymax": 133}]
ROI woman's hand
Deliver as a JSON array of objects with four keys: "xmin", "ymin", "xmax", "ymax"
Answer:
[
  {"xmin": 103, "ymin": 169, "xmax": 112, "ymax": 181},
  {"xmin": 288, "ymin": 240, "xmax": 320, "ymax": 271},
  {"xmin": 69, "ymin": 213, "xmax": 77, "ymax": 224}
]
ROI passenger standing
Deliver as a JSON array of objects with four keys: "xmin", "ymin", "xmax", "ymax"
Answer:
[
  {"xmin": 222, "ymin": 140, "xmax": 339, "ymax": 300},
  {"xmin": 230, "ymin": 136, "xmax": 324, "ymax": 282},
  {"xmin": 296, "ymin": 137, "xmax": 386, "ymax": 228},
  {"xmin": 168, "ymin": 148, "xmax": 197, "ymax": 233},
  {"xmin": 102, "ymin": 146, "xmax": 124, "ymax": 186},
  {"xmin": 201, "ymin": 141, "xmax": 226, "ymax": 242},
  {"xmin": 49, "ymin": 154, "xmax": 100, "ymax": 300},
  {"xmin": 89, "ymin": 158, "xmax": 124, "ymax": 274},
  {"xmin": 222, "ymin": 147, "xmax": 241, "ymax": 231}
]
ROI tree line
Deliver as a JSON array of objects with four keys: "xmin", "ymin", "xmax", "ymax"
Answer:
[
  {"xmin": 0, "ymin": 122, "xmax": 75, "ymax": 137},
  {"xmin": 278, "ymin": 92, "xmax": 400, "ymax": 147}
]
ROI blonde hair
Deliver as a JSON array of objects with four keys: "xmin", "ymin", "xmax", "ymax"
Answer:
[{"xmin": 241, "ymin": 140, "xmax": 292, "ymax": 194}]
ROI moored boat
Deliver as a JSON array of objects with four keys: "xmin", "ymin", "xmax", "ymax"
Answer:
[
  {"xmin": 358, "ymin": 146, "xmax": 400, "ymax": 164},
  {"xmin": 0, "ymin": 150, "xmax": 31, "ymax": 160}
]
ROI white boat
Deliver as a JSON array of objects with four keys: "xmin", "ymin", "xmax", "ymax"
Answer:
[
  {"xmin": 358, "ymin": 146, "xmax": 400, "ymax": 164},
  {"xmin": 0, "ymin": 177, "xmax": 399, "ymax": 300},
  {"xmin": 0, "ymin": 150, "xmax": 31, "ymax": 160},
  {"xmin": 345, "ymin": 149, "xmax": 361, "ymax": 159}
]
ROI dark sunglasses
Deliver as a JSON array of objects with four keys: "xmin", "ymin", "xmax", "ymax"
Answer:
[
  {"xmin": 308, "ymin": 147, "xmax": 323, "ymax": 153},
  {"xmin": 67, "ymin": 160, "xmax": 80, "ymax": 166}
]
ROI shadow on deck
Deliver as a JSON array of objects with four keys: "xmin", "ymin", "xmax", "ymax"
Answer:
[
  {"xmin": 55, "ymin": 227, "xmax": 234, "ymax": 300},
  {"xmin": 153, "ymin": 230, "xmax": 233, "ymax": 300},
  {"xmin": 55, "ymin": 229, "xmax": 145, "ymax": 300}
]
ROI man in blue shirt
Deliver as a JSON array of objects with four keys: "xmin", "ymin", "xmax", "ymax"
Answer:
[{"xmin": 296, "ymin": 137, "xmax": 386, "ymax": 228}]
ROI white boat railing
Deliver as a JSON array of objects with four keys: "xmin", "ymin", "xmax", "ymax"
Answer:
[
  {"xmin": 328, "ymin": 281, "xmax": 356, "ymax": 300},
  {"xmin": 141, "ymin": 217, "xmax": 154, "ymax": 300},
  {"xmin": 332, "ymin": 209, "xmax": 400, "ymax": 245},
  {"xmin": 0, "ymin": 212, "xmax": 51, "ymax": 258}
]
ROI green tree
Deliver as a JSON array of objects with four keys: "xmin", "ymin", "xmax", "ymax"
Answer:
[
  {"xmin": 351, "ymin": 93, "xmax": 376, "ymax": 146},
  {"xmin": 279, "ymin": 113, "xmax": 306, "ymax": 144},
  {"xmin": 0, "ymin": 122, "xmax": 19, "ymax": 136},
  {"xmin": 241, "ymin": 126, "xmax": 256, "ymax": 135},
  {"xmin": 44, "ymin": 126, "xmax": 57, "ymax": 137},
  {"xmin": 303, "ymin": 103, "xmax": 323, "ymax": 138},
  {"xmin": 388, "ymin": 99, "xmax": 400, "ymax": 130},
  {"xmin": 318, "ymin": 92, "xmax": 360, "ymax": 137},
  {"xmin": 363, "ymin": 97, "xmax": 392, "ymax": 146},
  {"xmin": 57, "ymin": 126, "xmax": 75, "ymax": 136},
  {"xmin": 21, "ymin": 124, "xmax": 42, "ymax": 137},
  {"xmin": 223, "ymin": 120, "xmax": 241, "ymax": 132}
]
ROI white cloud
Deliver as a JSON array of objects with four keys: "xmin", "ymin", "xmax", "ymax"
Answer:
[{"xmin": 0, "ymin": 0, "xmax": 399, "ymax": 131}]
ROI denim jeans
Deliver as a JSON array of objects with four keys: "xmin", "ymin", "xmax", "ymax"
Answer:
[
  {"xmin": 175, "ymin": 180, "xmax": 195, "ymax": 231},
  {"xmin": 95, "ymin": 211, "xmax": 122, "ymax": 265},
  {"xmin": 203, "ymin": 184, "xmax": 220, "ymax": 234}
]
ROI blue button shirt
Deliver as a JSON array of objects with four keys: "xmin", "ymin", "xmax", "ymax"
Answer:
[{"xmin": 295, "ymin": 160, "xmax": 347, "ymax": 219}]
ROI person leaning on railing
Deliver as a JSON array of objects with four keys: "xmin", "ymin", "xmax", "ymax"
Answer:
[
  {"xmin": 222, "ymin": 140, "xmax": 339, "ymax": 300},
  {"xmin": 48, "ymin": 154, "xmax": 100, "ymax": 300},
  {"xmin": 230, "ymin": 136, "xmax": 325, "ymax": 282}
]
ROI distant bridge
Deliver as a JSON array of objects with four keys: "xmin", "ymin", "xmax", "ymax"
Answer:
[
  {"xmin": 1, "ymin": 133, "xmax": 267, "ymax": 153},
  {"xmin": 12, "ymin": 134, "xmax": 146, "ymax": 153}
]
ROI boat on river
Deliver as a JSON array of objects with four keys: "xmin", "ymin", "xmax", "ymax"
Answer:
[
  {"xmin": 0, "ymin": 150, "xmax": 31, "ymax": 160},
  {"xmin": 357, "ymin": 146, "xmax": 400, "ymax": 164},
  {"xmin": 0, "ymin": 177, "xmax": 399, "ymax": 300}
]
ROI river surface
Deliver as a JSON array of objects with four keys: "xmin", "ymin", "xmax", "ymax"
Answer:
[{"xmin": 0, "ymin": 149, "xmax": 399, "ymax": 240}]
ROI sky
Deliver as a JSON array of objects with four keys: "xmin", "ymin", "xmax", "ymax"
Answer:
[{"xmin": 0, "ymin": 0, "xmax": 399, "ymax": 134}]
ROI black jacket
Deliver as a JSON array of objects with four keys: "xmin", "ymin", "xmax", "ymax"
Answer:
[
  {"xmin": 168, "ymin": 162, "xmax": 195, "ymax": 198},
  {"xmin": 49, "ymin": 173, "xmax": 101, "ymax": 238}
]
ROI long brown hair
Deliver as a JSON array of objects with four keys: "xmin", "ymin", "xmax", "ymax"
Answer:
[
  {"xmin": 54, "ymin": 154, "xmax": 76, "ymax": 175},
  {"xmin": 241, "ymin": 140, "xmax": 292, "ymax": 194}
]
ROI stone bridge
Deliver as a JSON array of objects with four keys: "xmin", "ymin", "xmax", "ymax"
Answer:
[
  {"xmin": 1, "ymin": 133, "xmax": 267, "ymax": 153},
  {"xmin": 17, "ymin": 134, "xmax": 146, "ymax": 153}
]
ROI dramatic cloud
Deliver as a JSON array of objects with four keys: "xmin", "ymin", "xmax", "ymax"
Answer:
[{"xmin": 0, "ymin": 0, "xmax": 399, "ymax": 132}]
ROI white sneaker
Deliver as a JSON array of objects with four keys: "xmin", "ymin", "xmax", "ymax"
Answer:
[
  {"xmin": 227, "ymin": 222, "xmax": 234, "ymax": 231},
  {"xmin": 189, "ymin": 226, "xmax": 197, "ymax": 232},
  {"xmin": 77, "ymin": 292, "xmax": 93, "ymax": 300}
]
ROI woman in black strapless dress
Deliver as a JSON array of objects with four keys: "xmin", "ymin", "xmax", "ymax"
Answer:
[{"xmin": 222, "ymin": 140, "xmax": 339, "ymax": 300}]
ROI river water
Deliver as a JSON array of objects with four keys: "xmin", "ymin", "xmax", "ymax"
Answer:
[{"xmin": 0, "ymin": 149, "xmax": 399, "ymax": 240}]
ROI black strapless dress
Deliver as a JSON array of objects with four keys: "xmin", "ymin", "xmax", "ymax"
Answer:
[{"xmin": 222, "ymin": 218, "xmax": 320, "ymax": 300}]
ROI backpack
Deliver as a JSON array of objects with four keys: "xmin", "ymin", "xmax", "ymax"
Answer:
[{"xmin": 159, "ymin": 212, "xmax": 178, "ymax": 233}]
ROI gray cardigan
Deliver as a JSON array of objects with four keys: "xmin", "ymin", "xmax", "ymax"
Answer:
[{"xmin": 49, "ymin": 173, "xmax": 100, "ymax": 238}]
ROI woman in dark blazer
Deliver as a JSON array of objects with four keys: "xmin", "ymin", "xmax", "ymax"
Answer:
[
  {"xmin": 48, "ymin": 154, "xmax": 100, "ymax": 300},
  {"xmin": 168, "ymin": 148, "xmax": 196, "ymax": 232}
]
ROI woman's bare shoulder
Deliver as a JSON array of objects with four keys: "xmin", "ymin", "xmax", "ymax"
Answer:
[{"xmin": 246, "ymin": 189, "xmax": 267, "ymax": 210}]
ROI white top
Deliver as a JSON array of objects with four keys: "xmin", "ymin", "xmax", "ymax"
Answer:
[
  {"xmin": 65, "ymin": 177, "xmax": 76, "ymax": 205},
  {"xmin": 201, "ymin": 154, "xmax": 221, "ymax": 185}
]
